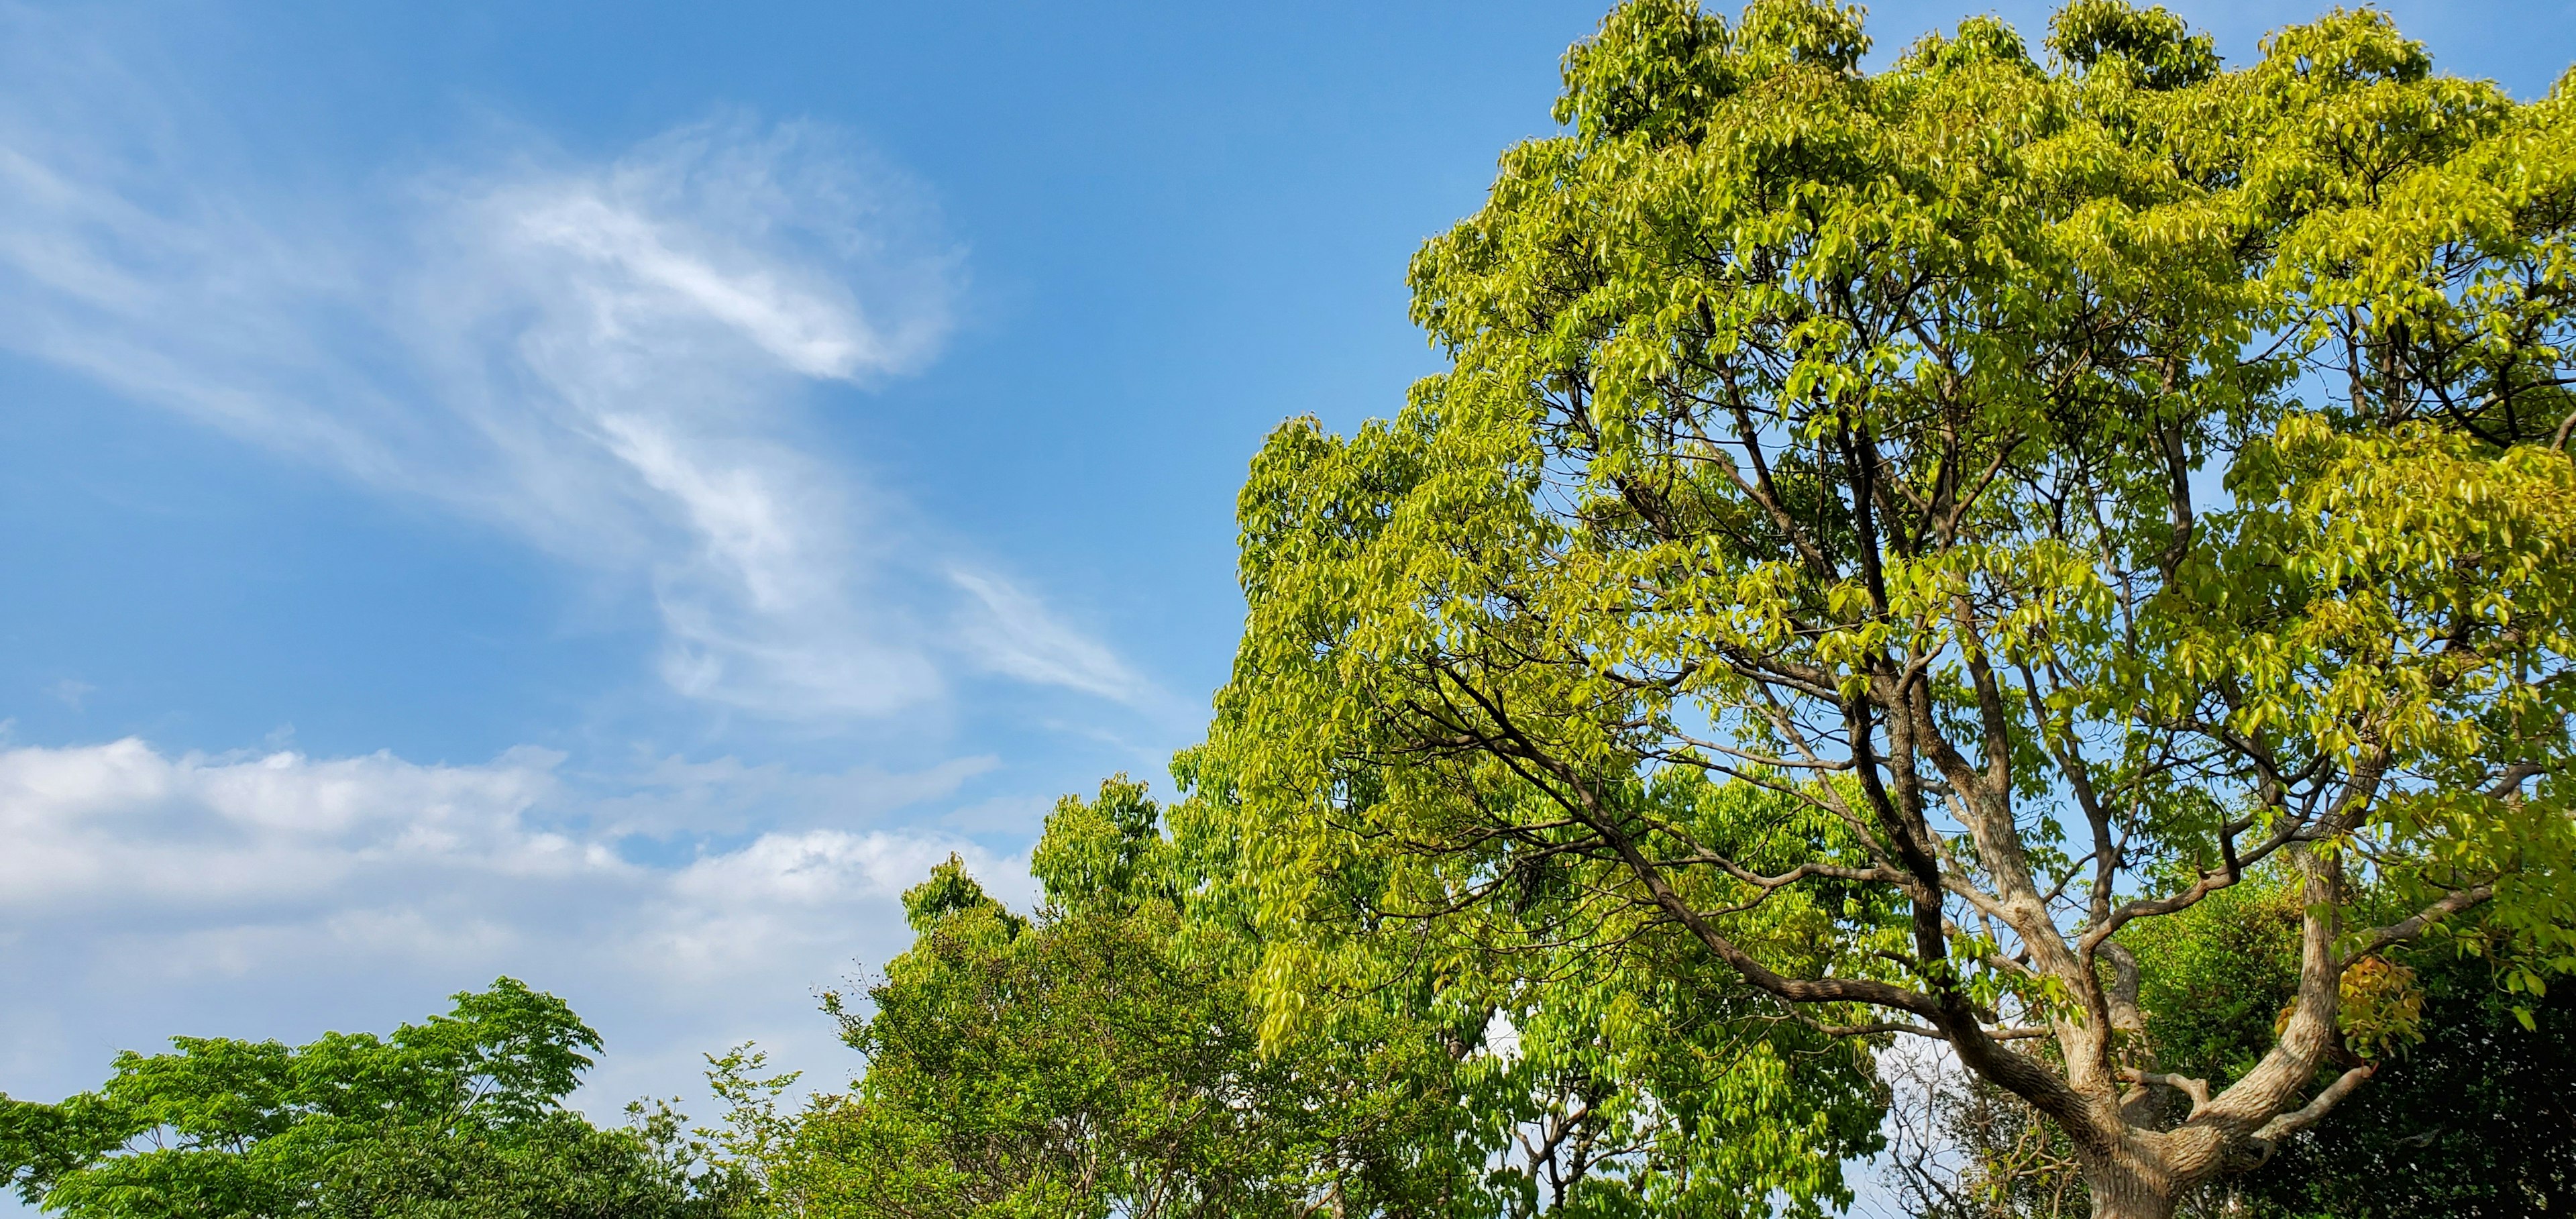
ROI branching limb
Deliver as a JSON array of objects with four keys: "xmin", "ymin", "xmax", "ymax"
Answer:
[
  {"xmin": 2351, "ymin": 884, "xmax": 2495, "ymax": 959},
  {"xmin": 2121, "ymin": 1069, "xmax": 2212, "ymax": 1118},
  {"xmin": 2249, "ymin": 1065, "xmax": 2375, "ymax": 1144},
  {"xmin": 1805, "ymin": 1018, "xmax": 2049, "ymax": 1041}
]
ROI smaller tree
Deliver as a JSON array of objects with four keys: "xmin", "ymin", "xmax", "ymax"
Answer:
[
  {"xmin": 2235, "ymin": 953, "xmax": 2576, "ymax": 1216},
  {"xmin": 2136, "ymin": 879, "xmax": 2576, "ymax": 1218},
  {"xmin": 1166, "ymin": 755, "xmax": 1894, "ymax": 1217},
  {"xmin": 780, "ymin": 780, "xmax": 1488, "ymax": 1218},
  {"xmin": 0, "ymin": 978, "xmax": 733, "ymax": 1218},
  {"xmin": 784, "ymin": 775, "xmax": 1887, "ymax": 1218}
]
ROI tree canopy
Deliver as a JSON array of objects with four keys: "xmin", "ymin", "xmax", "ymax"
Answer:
[{"xmin": 1197, "ymin": 1, "xmax": 2576, "ymax": 1215}]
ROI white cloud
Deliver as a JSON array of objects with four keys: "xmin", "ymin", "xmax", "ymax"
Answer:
[
  {"xmin": 0, "ymin": 739, "xmax": 587, "ymax": 914},
  {"xmin": 0, "ymin": 6, "xmax": 1148, "ymax": 721},
  {"xmin": 0, "ymin": 736, "xmax": 1021, "ymax": 1112},
  {"xmin": 0, "ymin": 735, "xmax": 1005, "ymax": 949},
  {"xmin": 649, "ymin": 827, "xmax": 1030, "ymax": 986}
]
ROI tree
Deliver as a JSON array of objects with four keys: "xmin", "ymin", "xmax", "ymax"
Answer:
[
  {"xmin": 0, "ymin": 979, "xmax": 735, "ymax": 1218},
  {"xmin": 1201, "ymin": 2, "xmax": 2576, "ymax": 1216},
  {"xmin": 777, "ymin": 780, "xmax": 1488, "ymax": 1218},
  {"xmin": 781, "ymin": 776, "xmax": 1885, "ymax": 1218}
]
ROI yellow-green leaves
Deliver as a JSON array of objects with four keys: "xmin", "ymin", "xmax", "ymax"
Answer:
[
  {"xmin": 1212, "ymin": 0, "xmax": 2574, "ymax": 1208},
  {"xmin": 2047, "ymin": 1, "xmax": 2217, "ymax": 90}
]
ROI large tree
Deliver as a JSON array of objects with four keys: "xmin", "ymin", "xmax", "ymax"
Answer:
[{"xmin": 1201, "ymin": 3, "xmax": 2576, "ymax": 1217}]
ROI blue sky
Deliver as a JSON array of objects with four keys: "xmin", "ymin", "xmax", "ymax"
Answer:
[{"xmin": 1, "ymin": 0, "xmax": 2567, "ymax": 1167}]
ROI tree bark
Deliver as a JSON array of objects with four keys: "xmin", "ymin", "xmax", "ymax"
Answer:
[{"xmin": 2078, "ymin": 1138, "xmax": 2182, "ymax": 1219}]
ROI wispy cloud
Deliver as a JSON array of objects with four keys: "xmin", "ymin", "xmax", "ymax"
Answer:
[
  {"xmin": 951, "ymin": 568, "xmax": 1155, "ymax": 704},
  {"xmin": 0, "ymin": 6, "xmax": 1152, "ymax": 721},
  {"xmin": 46, "ymin": 679, "xmax": 94, "ymax": 711},
  {"xmin": 580, "ymin": 751, "xmax": 999, "ymax": 839}
]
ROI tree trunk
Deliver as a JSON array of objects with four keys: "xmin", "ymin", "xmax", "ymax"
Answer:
[{"xmin": 2079, "ymin": 1139, "xmax": 2181, "ymax": 1219}]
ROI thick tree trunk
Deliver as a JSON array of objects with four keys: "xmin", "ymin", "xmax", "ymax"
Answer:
[{"xmin": 2078, "ymin": 1139, "xmax": 2182, "ymax": 1219}]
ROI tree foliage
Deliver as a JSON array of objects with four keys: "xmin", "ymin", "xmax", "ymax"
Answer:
[
  {"xmin": 1200, "ymin": 0, "xmax": 2576, "ymax": 1214},
  {"xmin": 0, "ymin": 979, "xmax": 736, "ymax": 1218},
  {"xmin": 779, "ymin": 776, "xmax": 1885, "ymax": 1218},
  {"xmin": 2231, "ymin": 951, "xmax": 2576, "ymax": 1216},
  {"xmin": 2153, "ymin": 886, "xmax": 2576, "ymax": 1217},
  {"xmin": 776, "ymin": 780, "xmax": 1482, "ymax": 1218}
]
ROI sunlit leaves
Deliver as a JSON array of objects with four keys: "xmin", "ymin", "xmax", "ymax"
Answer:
[{"xmin": 1205, "ymin": 0, "xmax": 2575, "ymax": 1204}]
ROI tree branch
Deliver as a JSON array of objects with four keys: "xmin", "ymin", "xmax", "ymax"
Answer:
[
  {"xmin": 2250, "ymin": 1065, "xmax": 2375, "ymax": 1143},
  {"xmin": 2121, "ymin": 1069, "xmax": 2213, "ymax": 1118},
  {"xmin": 2351, "ymin": 884, "xmax": 2494, "ymax": 959}
]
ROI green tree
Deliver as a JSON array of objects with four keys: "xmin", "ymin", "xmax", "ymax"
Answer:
[
  {"xmin": 777, "ymin": 780, "xmax": 1485, "ymax": 1218},
  {"xmin": 1201, "ymin": 3, "xmax": 2576, "ymax": 1217},
  {"xmin": 2228, "ymin": 950, "xmax": 2576, "ymax": 1216},
  {"xmin": 2128, "ymin": 876, "xmax": 2576, "ymax": 1218},
  {"xmin": 2123, "ymin": 876, "xmax": 2565, "ymax": 1216},
  {"xmin": 0, "ymin": 979, "xmax": 733, "ymax": 1218},
  {"xmin": 1155, "ymin": 763, "xmax": 1889, "ymax": 1218},
  {"xmin": 782, "ymin": 776, "xmax": 1884, "ymax": 1218}
]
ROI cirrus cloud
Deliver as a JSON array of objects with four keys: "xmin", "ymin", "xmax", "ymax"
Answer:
[{"xmin": 0, "ymin": 1, "xmax": 1153, "ymax": 722}]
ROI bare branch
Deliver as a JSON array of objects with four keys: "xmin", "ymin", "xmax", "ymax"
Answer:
[
  {"xmin": 2121, "ymin": 1069, "xmax": 2213, "ymax": 1117},
  {"xmin": 2250, "ymin": 1065, "xmax": 2375, "ymax": 1143},
  {"xmin": 2351, "ymin": 884, "xmax": 2494, "ymax": 959}
]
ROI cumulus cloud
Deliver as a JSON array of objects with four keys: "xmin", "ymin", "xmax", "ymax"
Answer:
[
  {"xmin": 649, "ymin": 827, "xmax": 1023, "ymax": 984},
  {"xmin": 0, "ymin": 739, "xmax": 588, "ymax": 917},
  {"xmin": 0, "ymin": 736, "xmax": 1026, "ymax": 1107},
  {"xmin": 0, "ymin": 5, "xmax": 1152, "ymax": 721},
  {"xmin": 0, "ymin": 736, "xmax": 1010, "ymax": 957}
]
